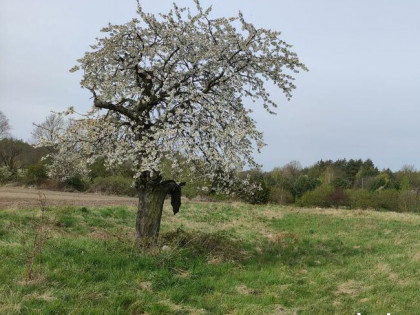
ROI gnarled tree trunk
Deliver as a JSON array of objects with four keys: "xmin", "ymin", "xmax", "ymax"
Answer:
[{"xmin": 136, "ymin": 178, "xmax": 185, "ymax": 243}]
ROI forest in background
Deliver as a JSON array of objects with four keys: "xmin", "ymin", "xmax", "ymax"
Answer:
[{"xmin": 1, "ymin": 136, "xmax": 419, "ymax": 213}]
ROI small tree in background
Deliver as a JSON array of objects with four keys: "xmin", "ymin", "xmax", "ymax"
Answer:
[
  {"xmin": 32, "ymin": 113, "xmax": 66, "ymax": 151},
  {"xmin": 51, "ymin": 0, "xmax": 307, "ymax": 241},
  {"xmin": 0, "ymin": 111, "xmax": 11, "ymax": 139},
  {"xmin": 0, "ymin": 138, "xmax": 45, "ymax": 180},
  {"xmin": 0, "ymin": 138, "xmax": 27, "ymax": 174},
  {"xmin": 328, "ymin": 187, "xmax": 349, "ymax": 209}
]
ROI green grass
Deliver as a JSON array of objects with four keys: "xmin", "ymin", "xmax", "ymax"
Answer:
[{"xmin": 1, "ymin": 202, "xmax": 420, "ymax": 314}]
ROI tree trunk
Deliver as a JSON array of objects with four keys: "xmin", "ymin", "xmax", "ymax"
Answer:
[{"xmin": 136, "ymin": 179, "xmax": 185, "ymax": 243}]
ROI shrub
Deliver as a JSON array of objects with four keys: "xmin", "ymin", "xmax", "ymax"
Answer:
[
  {"xmin": 292, "ymin": 175, "xmax": 320, "ymax": 199},
  {"xmin": 25, "ymin": 162, "xmax": 48, "ymax": 184},
  {"xmin": 90, "ymin": 176, "xmax": 136, "ymax": 196},
  {"xmin": 239, "ymin": 181, "xmax": 270, "ymax": 204},
  {"xmin": 346, "ymin": 189, "xmax": 400, "ymax": 211},
  {"xmin": 268, "ymin": 186, "xmax": 293, "ymax": 204},
  {"xmin": 372, "ymin": 190, "xmax": 400, "ymax": 211},
  {"xmin": 88, "ymin": 158, "xmax": 112, "ymax": 179},
  {"xmin": 181, "ymin": 183, "xmax": 212, "ymax": 200},
  {"xmin": 0, "ymin": 166, "xmax": 12, "ymax": 183},
  {"xmin": 328, "ymin": 187, "xmax": 349, "ymax": 209},
  {"xmin": 297, "ymin": 184, "xmax": 334, "ymax": 208},
  {"xmin": 346, "ymin": 189, "xmax": 375, "ymax": 209},
  {"xmin": 63, "ymin": 176, "xmax": 90, "ymax": 192},
  {"xmin": 398, "ymin": 190, "xmax": 420, "ymax": 212},
  {"xmin": 370, "ymin": 176, "xmax": 388, "ymax": 191},
  {"xmin": 237, "ymin": 169, "xmax": 270, "ymax": 204}
]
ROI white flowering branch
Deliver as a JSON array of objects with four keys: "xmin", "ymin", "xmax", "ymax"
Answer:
[{"xmin": 52, "ymin": 0, "xmax": 307, "ymax": 191}]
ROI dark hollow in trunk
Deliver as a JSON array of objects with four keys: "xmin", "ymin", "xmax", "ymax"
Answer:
[{"xmin": 136, "ymin": 179, "xmax": 185, "ymax": 243}]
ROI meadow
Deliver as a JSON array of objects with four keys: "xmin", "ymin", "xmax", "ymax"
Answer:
[{"xmin": 1, "ymin": 197, "xmax": 419, "ymax": 314}]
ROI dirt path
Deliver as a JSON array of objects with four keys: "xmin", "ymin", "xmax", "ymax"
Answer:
[{"xmin": 0, "ymin": 186, "xmax": 138, "ymax": 209}]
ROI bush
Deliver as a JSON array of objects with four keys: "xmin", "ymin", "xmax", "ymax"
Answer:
[
  {"xmin": 63, "ymin": 176, "xmax": 90, "ymax": 192},
  {"xmin": 328, "ymin": 187, "xmax": 349, "ymax": 209},
  {"xmin": 25, "ymin": 162, "xmax": 48, "ymax": 184},
  {"xmin": 346, "ymin": 189, "xmax": 400, "ymax": 211},
  {"xmin": 372, "ymin": 190, "xmax": 400, "ymax": 211},
  {"xmin": 90, "ymin": 176, "xmax": 136, "ymax": 196},
  {"xmin": 370, "ymin": 175, "xmax": 389, "ymax": 191},
  {"xmin": 292, "ymin": 175, "xmax": 320, "ymax": 199},
  {"xmin": 268, "ymin": 186, "xmax": 293, "ymax": 204},
  {"xmin": 181, "ymin": 183, "xmax": 212, "ymax": 200},
  {"xmin": 0, "ymin": 166, "xmax": 12, "ymax": 184},
  {"xmin": 237, "ymin": 169, "xmax": 270, "ymax": 204},
  {"xmin": 297, "ymin": 184, "xmax": 334, "ymax": 208},
  {"xmin": 239, "ymin": 181, "xmax": 270, "ymax": 205},
  {"xmin": 249, "ymin": 181, "xmax": 270, "ymax": 204},
  {"xmin": 346, "ymin": 189, "xmax": 375, "ymax": 209},
  {"xmin": 398, "ymin": 190, "xmax": 420, "ymax": 213}
]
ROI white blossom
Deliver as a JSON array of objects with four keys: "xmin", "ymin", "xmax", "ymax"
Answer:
[{"xmin": 50, "ymin": 1, "xmax": 307, "ymax": 190}]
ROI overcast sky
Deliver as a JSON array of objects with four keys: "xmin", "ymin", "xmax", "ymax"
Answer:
[{"xmin": 1, "ymin": 0, "xmax": 419, "ymax": 171}]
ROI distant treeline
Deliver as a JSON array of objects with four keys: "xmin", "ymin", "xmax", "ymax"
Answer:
[
  {"xmin": 243, "ymin": 159, "xmax": 420, "ymax": 212},
  {"xmin": 1, "ymin": 137, "xmax": 419, "ymax": 212}
]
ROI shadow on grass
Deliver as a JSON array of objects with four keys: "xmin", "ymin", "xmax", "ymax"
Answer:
[
  {"xmin": 159, "ymin": 228, "xmax": 246, "ymax": 262},
  {"xmin": 157, "ymin": 228, "xmax": 366, "ymax": 269}
]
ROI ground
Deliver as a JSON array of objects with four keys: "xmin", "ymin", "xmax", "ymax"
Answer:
[
  {"xmin": 0, "ymin": 186, "xmax": 137, "ymax": 208},
  {"xmin": 0, "ymin": 187, "xmax": 419, "ymax": 314}
]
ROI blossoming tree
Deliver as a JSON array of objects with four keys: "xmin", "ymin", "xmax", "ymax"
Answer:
[{"xmin": 54, "ymin": 0, "xmax": 307, "ymax": 241}]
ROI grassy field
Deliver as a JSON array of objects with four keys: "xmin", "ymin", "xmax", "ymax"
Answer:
[{"xmin": 1, "ymin": 199, "xmax": 420, "ymax": 314}]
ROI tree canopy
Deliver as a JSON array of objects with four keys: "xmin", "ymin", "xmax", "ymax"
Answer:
[{"xmin": 52, "ymin": 0, "xmax": 306, "ymax": 189}]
